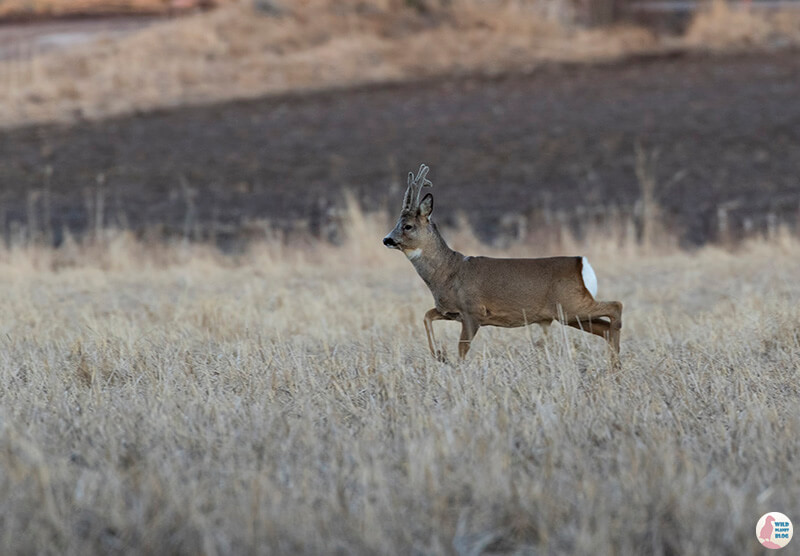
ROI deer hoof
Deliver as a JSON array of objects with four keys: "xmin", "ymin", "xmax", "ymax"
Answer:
[{"xmin": 435, "ymin": 349, "xmax": 448, "ymax": 363}]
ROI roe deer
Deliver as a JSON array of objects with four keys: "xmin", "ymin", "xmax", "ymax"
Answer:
[{"xmin": 383, "ymin": 164, "xmax": 623, "ymax": 360}]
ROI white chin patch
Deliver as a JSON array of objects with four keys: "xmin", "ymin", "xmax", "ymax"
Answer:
[
  {"xmin": 405, "ymin": 248, "xmax": 422, "ymax": 260},
  {"xmin": 581, "ymin": 256, "xmax": 598, "ymax": 298}
]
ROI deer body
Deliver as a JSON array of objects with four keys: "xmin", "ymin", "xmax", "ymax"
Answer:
[{"xmin": 384, "ymin": 164, "xmax": 622, "ymax": 360}]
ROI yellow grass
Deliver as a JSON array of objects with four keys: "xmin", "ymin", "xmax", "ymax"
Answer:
[
  {"xmin": 0, "ymin": 0, "xmax": 166, "ymax": 17},
  {"xmin": 0, "ymin": 0, "xmax": 232, "ymax": 18},
  {"xmin": 1, "ymin": 209, "xmax": 799, "ymax": 554},
  {"xmin": 3, "ymin": 1, "xmax": 800, "ymax": 128},
  {"xmin": 686, "ymin": 0, "xmax": 800, "ymax": 50},
  {"xmin": 0, "ymin": 0, "xmax": 657, "ymax": 127},
  {"xmin": 3, "ymin": 0, "xmax": 799, "ymax": 128}
]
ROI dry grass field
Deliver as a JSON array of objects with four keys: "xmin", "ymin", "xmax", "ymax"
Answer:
[
  {"xmin": 2, "ymin": 0, "xmax": 799, "ymax": 128},
  {"xmin": 1, "ymin": 207, "xmax": 798, "ymax": 554},
  {"xmin": 1, "ymin": 2, "xmax": 798, "ymax": 554},
  {"xmin": 0, "ymin": 0, "xmax": 201, "ymax": 18}
]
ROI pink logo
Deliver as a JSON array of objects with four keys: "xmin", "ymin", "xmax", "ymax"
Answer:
[{"xmin": 756, "ymin": 512, "xmax": 793, "ymax": 550}]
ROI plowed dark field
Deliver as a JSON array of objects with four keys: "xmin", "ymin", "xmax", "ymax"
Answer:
[{"xmin": 2, "ymin": 50, "xmax": 799, "ymax": 246}]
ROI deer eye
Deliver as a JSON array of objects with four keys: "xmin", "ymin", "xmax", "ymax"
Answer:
[{"xmin": 403, "ymin": 224, "xmax": 413, "ymax": 231}]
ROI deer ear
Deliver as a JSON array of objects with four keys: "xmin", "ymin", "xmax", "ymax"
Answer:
[{"xmin": 419, "ymin": 193, "xmax": 433, "ymax": 218}]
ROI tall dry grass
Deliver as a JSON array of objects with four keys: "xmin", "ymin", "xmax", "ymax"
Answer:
[
  {"xmin": 0, "ymin": 0, "xmax": 657, "ymax": 127},
  {"xmin": 686, "ymin": 0, "xmax": 800, "ymax": 50},
  {"xmin": 0, "ymin": 203, "xmax": 798, "ymax": 554},
  {"xmin": 3, "ymin": 1, "xmax": 800, "ymax": 128},
  {"xmin": 3, "ymin": 0, "xmax": 799, "ymax": 128},
  {"xmin": 0, "ymin": 0, "xmax": 179, "ymax": 18}
]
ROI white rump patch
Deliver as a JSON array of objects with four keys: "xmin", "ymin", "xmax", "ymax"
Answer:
[
  {"xmin": 405, "ymin": 248, "xmax": 422, "ymax": 260},
  {"xmin": 581, "ymin": 256, "xmax": 598, "ymax": 298}
]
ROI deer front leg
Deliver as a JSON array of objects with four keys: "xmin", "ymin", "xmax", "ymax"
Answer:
[
  {"xmin": 458, "ymin": 316, "xmax": 480, "ymax": 359},
  {"xmin": 424, "ymin": 308, "xmax": 448, "ymax": 361}
]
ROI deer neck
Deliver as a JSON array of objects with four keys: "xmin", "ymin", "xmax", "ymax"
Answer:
[{"xmin": 405, "ymin": 223, "xmax": 461, "ymax": 287}]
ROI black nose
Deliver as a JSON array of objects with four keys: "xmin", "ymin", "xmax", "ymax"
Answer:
[{"xmin": 383, "ymin": 237, "xmax": 397, "ymax": 247}]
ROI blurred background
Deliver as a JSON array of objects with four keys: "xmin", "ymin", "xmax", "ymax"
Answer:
[{"xmin": 0, "ymin": 0, "xmax": 799, "ymax": 250}]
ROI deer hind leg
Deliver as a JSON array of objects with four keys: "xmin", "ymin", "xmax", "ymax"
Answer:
[
  {"xmin": 458, "ymin": 316, "xmax": 480, "ymax": 360},
  {"xmin": 573, "ymin": 300, "xmax": 623, "ymax": 353},
  {"xmin": 567, "ymin": 318, "xmax": 612, "ymax": 340}
]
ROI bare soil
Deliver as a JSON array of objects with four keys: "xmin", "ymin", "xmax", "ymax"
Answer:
[{"xmin": 1, "ymin": 49, "xmax": 799, "ymax": 247}]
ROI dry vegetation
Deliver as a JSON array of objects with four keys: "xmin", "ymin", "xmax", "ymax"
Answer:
[
  {"xmin": 1, "ymin": 204, "xmax": 798, "ymax": 554},
  {"xmin": 0, "ymin": 0, "xmax": 229, "ymax": 18},
  {"xmin": 0, "ymin": 0, "xmax": 652, "ymax": 126},
  {"xmin": 685, "ymin": 0, "xmax": 800, "ymax": 49},
  {"xmin": 3, "ymin": 0, "xmax": 799, "ymax": 128}
]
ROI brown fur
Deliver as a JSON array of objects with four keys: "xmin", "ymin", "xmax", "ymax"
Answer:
[{"xmin": 384, "ymin": 165, "xmax": 623, "ymax": 360}]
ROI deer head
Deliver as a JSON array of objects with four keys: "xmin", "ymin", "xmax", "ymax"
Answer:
[{"xmin": 383, "ymin": 164, "xmax": 435, "ymax": 258}]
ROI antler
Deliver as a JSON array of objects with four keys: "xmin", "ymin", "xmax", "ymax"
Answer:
[{"xmin": 402, "ymin": 163, "xmax": 433, "ymax": 212}]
